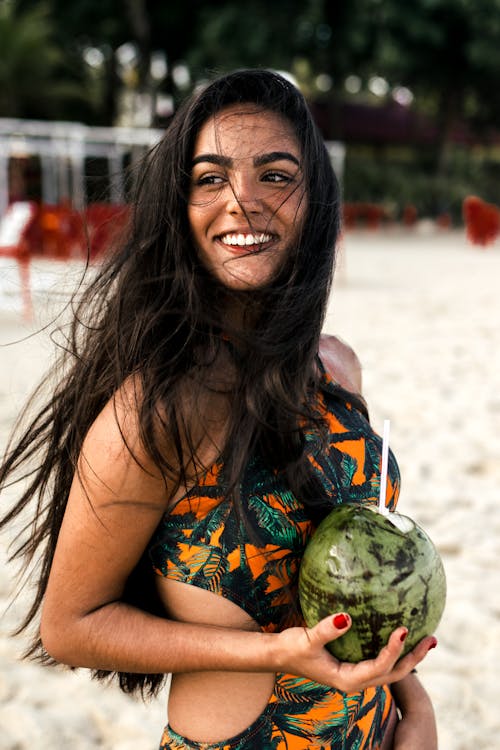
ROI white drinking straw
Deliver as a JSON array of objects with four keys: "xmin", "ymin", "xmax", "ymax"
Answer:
[{"xmin": 378, "ymin": 419, "xmax": 391, "ymax": 514}]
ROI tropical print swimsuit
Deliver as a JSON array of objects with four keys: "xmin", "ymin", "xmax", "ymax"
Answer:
[{"xmin": 149, "ymin": 369, "xmax": 401, "ymax": 750}]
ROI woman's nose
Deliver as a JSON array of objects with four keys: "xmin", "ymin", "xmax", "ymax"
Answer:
[{"xmin": 225, "ymin": 176, "xmax": 262, "ymax": 215}]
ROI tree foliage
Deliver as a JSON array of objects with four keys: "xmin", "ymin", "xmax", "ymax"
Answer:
[
  {"xmin": 0, "ymin": 0, "xmax": 85, "ymax": 118},
  {"xmin": 371, "ymin": 0, "xmax": 500, "ymax": 169}
]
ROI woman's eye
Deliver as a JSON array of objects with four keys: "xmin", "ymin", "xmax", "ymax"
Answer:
[
  {"xmin": 194, "ymin": 174, "xmax": 225, "ymax": 186},
  {"xmin": 262, "ymin": 171, "xmax": 293, "ymax": 184}
]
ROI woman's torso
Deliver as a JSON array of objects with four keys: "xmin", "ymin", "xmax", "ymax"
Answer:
[{"xmin": 148, "ymin": 369, "xmax": 401, "ymax": 745}]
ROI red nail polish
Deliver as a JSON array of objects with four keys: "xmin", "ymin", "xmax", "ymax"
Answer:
[
  {"xmin": 400, "ymin": 630, "xmax": 408, "ymax": 642},
  {"xmin": 428, "ymin": 638, "xmax": 438, "ymax": 651},
  {"xmin": 333, "ymin": 613, "xmax": 349, "ymax": 629}
]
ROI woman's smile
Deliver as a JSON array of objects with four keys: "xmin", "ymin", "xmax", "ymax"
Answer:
[{"xmin": 216, "ymin": 231, "xmax": 276, "ymax": 249}]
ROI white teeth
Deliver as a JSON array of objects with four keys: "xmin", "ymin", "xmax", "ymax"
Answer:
[{"xmin": 220, "ymin": 233, "xmax": 272, "ymax": 246}]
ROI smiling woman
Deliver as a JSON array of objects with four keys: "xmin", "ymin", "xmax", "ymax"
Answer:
[{"xmin": 0, "ymin": 69, "xmax": 438, "ymax": 750}]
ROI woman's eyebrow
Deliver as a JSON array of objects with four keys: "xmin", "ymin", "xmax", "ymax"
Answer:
[
  {"xmin": 191, "ymin": 151, "xmax": 300, "ymax": 168},
  {"xmin": 192, "ymin": 153, "xmax": 232, "ymax": 167},
  {"xmin": 254, "ymin": 151, "xmax": 300, "ymax": 167}
]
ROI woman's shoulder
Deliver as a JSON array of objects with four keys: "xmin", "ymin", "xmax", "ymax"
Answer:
[
  {"xmin": 87, "ymin": 376, "xmax": 142, "ymax": 446},
  {"xmin": 81, "ymin": 375, "xmax": 163, "ymax": 481},
  {"xmin": 318, "ymin": 334, "xmax": 362, "ymax": 394},
  {"xmin": 77, "ymin": 375, "xmax": 172, "ymax": 511}
]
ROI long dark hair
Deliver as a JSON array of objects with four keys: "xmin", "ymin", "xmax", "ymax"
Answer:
[{"xmin": 0, "ymin": 69, "xmax": 352, "ymax": 696}]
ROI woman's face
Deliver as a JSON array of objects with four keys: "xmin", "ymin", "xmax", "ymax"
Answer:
[{"xmin": 188, "ymin": 104, "xmax": 307, "ymax": 290}]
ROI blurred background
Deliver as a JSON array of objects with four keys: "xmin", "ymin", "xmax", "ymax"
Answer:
[{"xmin": 2, "ymin": 0, "xmax": 500, "ymax": 225}]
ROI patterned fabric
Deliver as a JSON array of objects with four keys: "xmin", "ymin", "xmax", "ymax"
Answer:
[{"xmin": 150, "ymin": 370, "xmax": 401, "ymax": 749}]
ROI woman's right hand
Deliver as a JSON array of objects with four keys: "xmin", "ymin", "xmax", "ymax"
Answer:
[{"xmin": 273, "ymin": 612, "xmax": 438, "ymax": 693}]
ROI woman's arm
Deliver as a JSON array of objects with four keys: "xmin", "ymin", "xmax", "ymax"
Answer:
[
  {"xmin": 40, "ymin": 385, "xmax": 435, "ymax": 690},
  {"xmin": 391, "ymin": 672, "xmax": 438, "ymax": 749}
]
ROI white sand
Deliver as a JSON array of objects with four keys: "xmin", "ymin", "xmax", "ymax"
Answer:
[{"xmin": 1, "ymin": 229, "xmax": 500, "ymax": 748}]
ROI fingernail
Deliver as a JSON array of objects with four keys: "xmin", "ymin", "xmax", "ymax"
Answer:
[
  {"xmin": 333, "ymin": 613, "xmax": 349, "ymax": 629},
  {"xmin": 400, "ymin": 629, "xmax": 408, "ymax": 642},
  {"xmin": 428, "ymin": 638, "xmax": 438, "ymax": 651}
]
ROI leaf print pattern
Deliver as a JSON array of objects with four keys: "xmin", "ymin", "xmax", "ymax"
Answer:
[
  {"xmin": 247, "ymin": 494, "xmax": 302, "ymax": 548},
  {"xmin": 152, "ymin": 370, "xmax": 400, "ymax": 748}
]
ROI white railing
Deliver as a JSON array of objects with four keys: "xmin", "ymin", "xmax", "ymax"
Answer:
[{"xmin": 0, "ymin": 118, "xmax": 164, "ymax": 216}]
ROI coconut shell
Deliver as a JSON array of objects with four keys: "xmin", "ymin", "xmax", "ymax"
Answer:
[{"xmin": 299, "ymin": 504, "xmax": 446, "ymax": 663}]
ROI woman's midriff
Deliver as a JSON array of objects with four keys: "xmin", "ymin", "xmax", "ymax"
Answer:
[
  {"xmin": 168, "ymin": 671, "xmax": 276, "ymax": 742},
  {"xmin": 156, "ymin": 578, "xmax": 276, "ymax": 743}
]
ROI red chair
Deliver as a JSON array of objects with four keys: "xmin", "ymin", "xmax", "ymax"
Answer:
[{"xmin": 462, "ymin": 196, "xmax": 500, "ymax": 247}]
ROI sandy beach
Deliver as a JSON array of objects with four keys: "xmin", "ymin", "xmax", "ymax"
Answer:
[{"xmin": 1, "ymin": 227, "xmax": 500, "ymax": 749}]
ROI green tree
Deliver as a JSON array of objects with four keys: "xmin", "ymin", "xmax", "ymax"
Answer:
[
  {"xmin": 0, "ymin": 0, "xmax": 84, "ymax": 119},
  {"xmin": 41, "ymin": 0, "xmax": 129, "ymax": 123},
  {"xmin": 184, "ymin": 0, "xmax": 305, "ymax": 74},
  {"xmin": 372, "ymin": 0, "xmax": 500, "ymax": 172}
]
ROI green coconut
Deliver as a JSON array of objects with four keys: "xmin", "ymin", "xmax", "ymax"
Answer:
[{"xmin": 298, "ymin": 503, "xmax": 446, "ymax": 663}]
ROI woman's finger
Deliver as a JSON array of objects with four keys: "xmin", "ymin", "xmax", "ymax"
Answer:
[
  {"xmin": 308, "ymin": 612, "xmax": 352, "ymax": 647},
  {"xmin": 370, "ymin": 626, "xmax": 410, "ymax": 672},
  {"xmin": 388, "ymin": 634, "xmax": 439, "ymax": 679}
]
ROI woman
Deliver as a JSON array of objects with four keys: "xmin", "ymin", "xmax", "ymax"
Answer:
[{"xmin": 0, "ymin": 69, "xmax": 438, "ymax": 749}]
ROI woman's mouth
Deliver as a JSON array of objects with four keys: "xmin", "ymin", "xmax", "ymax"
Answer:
[{"xmin": 217, "ymin": 232, "xmax": 276, "ymax": 249}]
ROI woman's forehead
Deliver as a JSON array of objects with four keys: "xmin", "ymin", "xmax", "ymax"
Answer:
[{"xmin": 193, "ymin": 104, "xmax": 301, "ymax": 159}]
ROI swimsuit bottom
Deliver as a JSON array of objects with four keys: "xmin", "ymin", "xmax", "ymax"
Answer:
[{"xmin": 159, "ymin": 673, "xmax": 394, "ymax": 750}]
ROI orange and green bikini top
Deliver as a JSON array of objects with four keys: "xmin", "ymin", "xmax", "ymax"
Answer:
[{"xmin": 149, "ymin": 370, "xmax": 400, "ymax": 632}]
